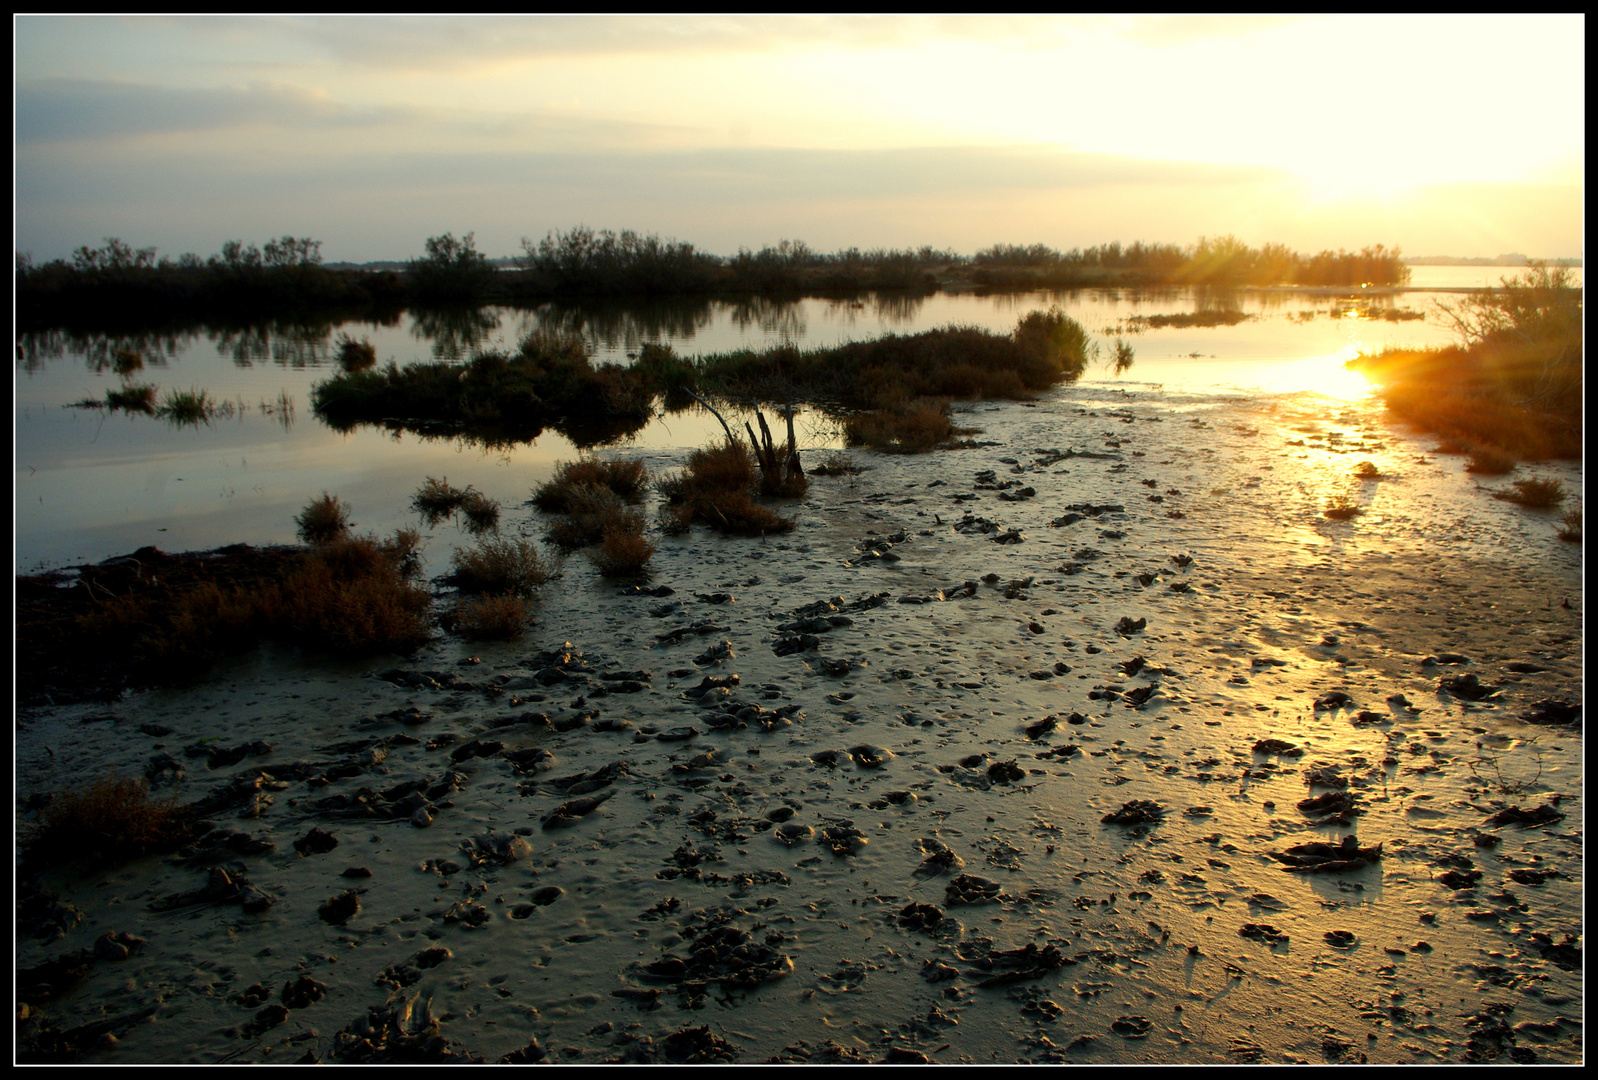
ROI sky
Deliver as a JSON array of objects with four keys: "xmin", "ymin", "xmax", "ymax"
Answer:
[{"xmin": 13, "ymin": 14, "xmax": 1585, "ymax": 264}]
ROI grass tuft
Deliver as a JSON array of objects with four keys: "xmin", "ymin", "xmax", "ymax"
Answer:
[
  {"xmin": 455, "ymin": 593, "xmax": 529, "ymax": 640},
  {"xmin": 451, "ymin": 536, "xmax": 559, "ymax": 595},
  {"xmin": 588, "ymin": 521, "xmax": 657, "ymax": 578},
  {"xmin": 1323, "ymin": 494, "xmax": 1363, "ymax": 520},
  {"xmin": 106, "ymin": 383, "xmax": 158, "ymax": 414},
  {"xmin": 1494, "ymin": 477, "xmax": 1567, "ymax": 509},
  {"xmin": 845, "ymin": 400, "xmax": 974, "ymax": 454},
  {"xmin": 24, "ymin": 776, "xmax": 193, "ymax": 867},
  {"xmin": 156, "ymin": 387, "xmax": 214, "ymax": 427},
  {"xmin": 1556, "ymin": 508, "xmax": 1581, "ymax": 542},
  {"xmin": 1465, "ymin": 445, "xmax": 1518, "ymax": 475},
  {"xmin": 533, "ymin": 457, "xmax": 650, "ymax": 512},
  {"xmin": 335, "ymin": 333, "xmax": 378, "ymax": 372},
  {"xmin": 295, "ymin": 492, "xmax": 352, "ymax": 545}
]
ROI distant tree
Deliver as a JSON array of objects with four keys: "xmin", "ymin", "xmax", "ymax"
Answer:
[
  {"xmin": 263, "ymin": 236, "xmax": 324, "ymax": 268},
  {"xmin": 72, "ymin": 238, "xmax": 158, "ymax": 274},
  {"xmin": 410, "ymin": 232, "xmax": 495, "ymax": 300}
]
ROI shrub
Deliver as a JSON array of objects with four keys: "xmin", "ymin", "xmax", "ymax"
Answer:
[
  {"xmin": 1494, "ymin": 478, "xmax": 1567, "ymax": 509},
  {"xmin": 532, "ymin": 457, "xmax": 650, "ymax": 511},
  {"xmin": 451, "ymin": 536, "xmax": 559, "ymax": 595},
  {"xmin": 845, "ymin": 400, "xmax": 962, "ymax": 454},
  {"xmin": 455, "ymin": 593, "xmax": 529, "ymax": 640},
  {"xmin": 295, "ymin": 492, "xmax": 352, "ymax": 545},
  {"xmin": 1556, "ymin": 508, "xmax": 1581, "ymax": 542},
  {"xmin": 544, "ymin": 484, "xmax": 643, "ymax": 549},
  {"xmin": 106, "ymin": 383, "xmax": 158, "ymax": 413},
  {"xmin": 1353, "ymin": 460, "xmax": 1383, "ymax": 480},
  {"xmin": 24, "ymin": 776, "xmax": 192, "ymax": 866},
  {"xmin": 335, "ymin": 333, "xmax": 378, "ymax": 372},
  {"xmin": 156, "ymin": 387, "xmax": 214, "ymax": 426},
  {"xmin": 268, "ymin": 532, "xmax": 433, "ymax": 656},
  {"xmin": 656, "ymin": 439, "xmax": 794, "ymax": 536},
  {"xmin": 1323, "ymin": 494, "xmax": 1363, "ymax": 520},
  {"xmin": 588, "ymin": 523, "xmax": 657, "ymax": 577},
  {"xmin": 1465, "ymin": 446, "xmax": 1517, "ymax": 475},
  {"xmin": 413, "ymin": 476, "xmax": 465, "ymax": 524},
  {"xmin": 458, "ymin": 490, "xmax": 501, "ymax": 534}
]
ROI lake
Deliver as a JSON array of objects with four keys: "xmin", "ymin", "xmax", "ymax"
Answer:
[{"xmin": 11, "ymin": 268, "xmax": 1569, "ymax": 574}]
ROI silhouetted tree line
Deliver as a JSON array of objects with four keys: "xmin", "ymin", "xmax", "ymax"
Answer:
[{"xmin": 17, "ymin": 229, "xmax": 1408, "ymax": 330}]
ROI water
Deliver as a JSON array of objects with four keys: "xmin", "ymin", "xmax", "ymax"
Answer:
[{"xmin": 9, "ymin": 278, "xmax": 1538, "ymax": 573}]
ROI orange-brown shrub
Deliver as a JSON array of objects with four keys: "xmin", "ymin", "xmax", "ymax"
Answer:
[
  {"xmin": 589, "ymin": 523, "xmax": 657, "ymax": 577},
  {"xmin": 450, "ymin": 536, "xmax": 559, "ymax": 595},
  {"xmin": 268, "ymin": 533, "xmax": 433, "ymax": 656},
  {"xmin": 844, "ymin": 400, "xmax": 964, "ymax": 454},
  {"xmin": 455, "ymin": 593, "xmax": 529, "ymax": 640},
  {"xmin": 295, "ymin": 492, "xmax": 352, "ymax": 545},
  {"xmin": 25, "ymin": 776, "xmax": 193, "ymax": 866}
]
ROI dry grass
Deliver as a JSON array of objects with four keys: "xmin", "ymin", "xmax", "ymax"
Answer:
[
  {"xmin": 532, "ymin": 457, "xmax": 649, "ymax": 512},
  {"xmin": 458, "ymin": 490, "xmax": 501, "ymax": 534},
  {"xmin": 413, "ymin": 476, "xmax": 465, "ymax": 523},
  {"xmin": 1494, "ymin": 477, "xmax": 1567, "ymax": 509},
  {"xmin": 1556, "ymin": 508, "xmax": 1581, "ymax": 542},
  {"xmin": 545, "ymin": 485, "xmax": 643, "ymax": 549},
  {"xmin": 809, "ymin": 451, "xmax": 865, "ymax": 477},
  {"xmin": 1323, "ymin": 494, "xmax": 1363, "ymax": 520},
  {"xmin": 267, "ymin": 532, "xmax": 433, "ymax": 656},
  {"xmin": 106, "ymin": 383, "xmax": 158, "ymax": 414},
  {"xmin": 844, "ymin": 400, "xmax": 966, "ymax": 454},
  {"xmin": 295, "ymin": 492, "xmax": 352, "ymax": 545},
  {"xmin": 24, "ymin": 776, "xmax": 193, "ymax": 867},
  {"xmin": 450, "ymin": 536, "xmax": 559, "ymax": 595},
  {"xmin": 1465, "ymin": 445, "xmax": 1518, "ymax": 475},
  {"xmin": 335, "ymin": 333, "xmax": 378, "ymax": 372},
  {"xmin": 656, "ymin": 440, "xmax": 794, "ymax": 536},
  {"xmin": 588, "ymin": 523, "xmax": 657, "ymax": 577},
  {"xmin": 455, "ymin": 593, "xmax": 530, "ymax": 640}
]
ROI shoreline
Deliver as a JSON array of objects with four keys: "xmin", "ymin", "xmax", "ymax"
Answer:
[{"xmin": 16, "ymin": 384, "xmax": 1583, "ymax": 1064}]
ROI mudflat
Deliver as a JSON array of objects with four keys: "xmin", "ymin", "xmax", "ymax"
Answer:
[{"xmin": 16, "ymin": 385, "xmax": 1582, "ymax": 1064}]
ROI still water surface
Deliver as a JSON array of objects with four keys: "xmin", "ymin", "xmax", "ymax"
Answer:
[{"xmin": 11, "ymin": 273, "xmax": 1555, "ymax": 573}]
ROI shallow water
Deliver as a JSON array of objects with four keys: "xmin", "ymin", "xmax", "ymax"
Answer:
[
  {"xmin": 15, "ymin": 380, "xmax": 1583, "ymax": 1064},
  {"xmin": 6, "ymin": 277, "xmax": 1553, "ymax": 574}
]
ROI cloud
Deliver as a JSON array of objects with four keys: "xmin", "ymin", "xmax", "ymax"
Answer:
[{"xmin": 15, "ymin": 77, "xmax": 392, "ymax": 143}]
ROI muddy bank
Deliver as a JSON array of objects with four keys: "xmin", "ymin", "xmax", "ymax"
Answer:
[{"xmin": 15, "ymin": 384, "xmax": 1583, "ymax": 1064}]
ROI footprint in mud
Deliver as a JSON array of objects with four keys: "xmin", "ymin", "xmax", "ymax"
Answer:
[{"xmin": 1111, "ymin": 1016, "xmax": 1151, "ymax": 1038}]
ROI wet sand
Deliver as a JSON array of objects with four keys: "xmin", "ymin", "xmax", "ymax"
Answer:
[{"xmin": 15, "ymin": 382, "xmax": 1584, "ymax": 1064}]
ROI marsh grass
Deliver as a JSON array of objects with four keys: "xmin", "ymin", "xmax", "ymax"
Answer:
[
  {"xmin": 657, "ymin": 440, "xmax": 794, "ymax": 536},
  {"xmin": 546, "ymin": 485, "xmax": 643, "ymax": 549},
  {"xmin": 458, "ymin": 490, "xmax": 501, "ymax": 534},
  {"xmin": 1323, "ymin": 494, "xmax": 1363, "ymax": 520},
  {"xmin": 111, "ymin": 347, "xmax": 145, "ymax": 376},
  {"xmin": 105, "ymin": 383, "xmax": 158, "ymax": 414},
  {"xmin": 845, "ymin": 400, "xmax": 973, "ymax": 454},
  {"xmin": 1556, "ymin": 508, "xmax": 1581, "ymax": 542},
  {"xmin": 809, "ymin": 451, "xmax": 866, "ymax": 477},
  {"xmin": 295, "ymin": 492, "xmax": 352, "ymax": 545},
  {"xmin": 1348, "ymin": 264, "xmax": 1581, "ymax": 460},
  {"xmin": 454, "ymin": 593, "xmax": 530, "ymax": 641},
  {"xmin": 1494, "ymin": 478, "xmax": 1567, "ymax": 509},
  {"xmin": 1465, "ymin": 445, "xmax": 1518, "ymax": 475},
  {"xmin": 450, "ymin": 536, "xmax": 559, "ymax": 595},
  {"xmin": 267, "ymin": 530, "xmax": 432, "ymax": 656},
  {"xmin": 588, "ymin": 523, "xmax": 658, "ymax": 578},
  {"xmin": 155, "ymin": 387, "xmax": 215, "ymax": 427},
  {"xmin": 532, "ymin": 457, "xmax": 650, "ymax": 512},
  {"xmin": 335, "ymin": 333, "xmax": 378, "ymax": 372},
  {"xmin": 24, "ymin": 776, "xmax": 193, "ymax": 867}
]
